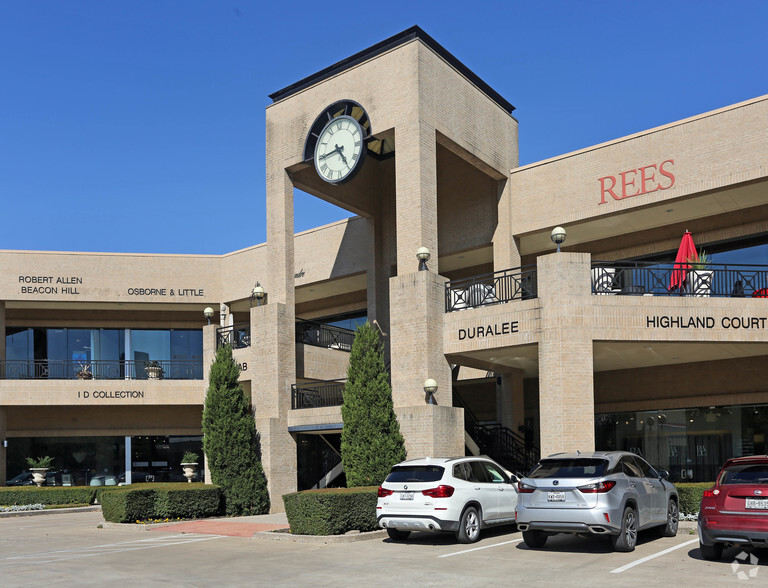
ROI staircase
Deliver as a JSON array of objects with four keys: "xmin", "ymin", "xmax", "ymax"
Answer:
[{"xmin": 454, "ymin": 390, "xmax": 539, "ymax": 476}]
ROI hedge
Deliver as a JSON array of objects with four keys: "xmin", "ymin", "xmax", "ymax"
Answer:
[
  {"xmin": 0, "ymin": 486, "xmax": 97, "ymax": 506},
  {"xmin": 676, "ymin": 482, "xmax": 714, "ymax": 515},
  {"xmin": 283, "ymin": 487, "xmax": 378, "ymax": 535},
  {"xmin": 100, "ymin": 483, "xmax": 222, "ymax": 523}
]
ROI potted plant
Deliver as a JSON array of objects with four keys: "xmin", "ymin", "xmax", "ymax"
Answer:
[
  {"xmin": 145, "ymin": 360, "xmax": 164, "ymax": 380},
  {"xmin": 181, "ymin": 451, "xmax": 199, "ymax": 483},
  {"xmin": 686, "ymin": 250, "xmax": 712, "ymax": 297},
  {"xmin": 76, "ymin": 362, "xmax": 93, "ymax": 380},
  {"xmin": 26, "ymin": 456, "xmax": 54, "ymax": 487}
]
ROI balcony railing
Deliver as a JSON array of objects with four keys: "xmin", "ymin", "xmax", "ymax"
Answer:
[
  {"xmin": 295, "ymin": 319, "xmax": 355, "ymax": 351},
  {"xmin": 291, "ymin": 380, "xmax": 346, "ymax": 409},
  {"xmin": 445, "ymin": 265, "xmax": 537, "ymax": 312},
  {"xmin": 216, "ymin": 323, "xmax": 251, "ymax": 349},
  {"xmin": 0, "ymin": 360, "xmax": 203, "ymax": 380},
  {"xmin": 592, "ymin": 262, "xmax": 768, "ymax": 297}
]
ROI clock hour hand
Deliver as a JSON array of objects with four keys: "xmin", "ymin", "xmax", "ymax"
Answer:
[{"xmin": 335, "ymin": 144, "xmax": 348, "ymax": 165}]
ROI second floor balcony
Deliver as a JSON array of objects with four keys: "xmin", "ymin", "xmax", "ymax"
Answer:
[
  {"xmin": 445, "ymin": 265, "xmax": 537, "ymax": 312},
  {"xmin": 291, "ymin": 380, "xmax": 346, "ymax": 409},
  {"xmin": 0, "ymin": 359, "xmax": 203, "ymax": 380}
]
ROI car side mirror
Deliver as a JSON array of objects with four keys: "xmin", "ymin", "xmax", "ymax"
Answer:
[{"xmin": 658, "ymin": 469, "xmax": 669, "ymax": 480}]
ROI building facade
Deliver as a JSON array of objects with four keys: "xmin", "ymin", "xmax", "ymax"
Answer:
[{"xmin": 2, "ymin": 27, "xmax": 768, "ymax": 508}]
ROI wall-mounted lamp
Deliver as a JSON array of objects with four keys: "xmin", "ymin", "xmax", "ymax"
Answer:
[
  {"xmin": 416, "ymin": 247, "xmax": 431, "ymax": 271},
  {"xmin": 203, "ymin": 307, "xmax": 215, "ymax": 325},
  {"xmin": 550, "ymin": 226, "xmax": 566, "ymax": 253},
  {"xmin": 2, "ymin": 439, "xmax": 7, "ymax": 448},
  {"xmin": 423, "ymin": 378, "xmax": 438, "ymax": 405},
  {"xmin": 250, "ymin": 282, "xmax": 266, "ymax": 307}
]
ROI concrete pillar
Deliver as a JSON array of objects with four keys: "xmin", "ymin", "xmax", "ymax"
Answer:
[
  {"xmin": 389, "ymin": 270, "xmax": 463, "ymax": 458},
  {"xmin": 266, "ymin": 167, "xmax": 295, "ymax": 308},
  {"xmin": 536, "ymin": 252, "xmax": 595, "ymax": 456},
  {"xmin": 0, "ymin": 408, "xmax": 6, "ymax": 486},
  {"xmin": 251, "ymin": 303, "xmax": 296, "ymax": 512},
  {"xmin": 497, "ymin": 369, "xmax": 524, "ymax": 433},
  {"xmin": 394, "ymin": 120, "xmax": 438, "ymax": 275},
  {"xmin": 492, "ymin": 180, "xmax": 522, "ymax": 271}
]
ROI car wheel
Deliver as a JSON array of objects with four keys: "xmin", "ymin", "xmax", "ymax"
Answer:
[
  {"xmin": 522, "ymin": 530, "xmax": 548, "ymax": 548},
  {"xmin": 457, "ymin": 506, "xmax": 481, "ymax": 544},
  {"xmin": 386, "ymin": 528, "xmax": 411, "ymax": 541},
  {"xmin": 612, "ymin": 506, "xmax": 638, "ymax": 552},
  {"xmin": 700, "ymin": 541, "xmax": 723, "ymax": 561},
  {"xmin": 660, "ymin": 498, "xmax": 679, "ymax": 537}
]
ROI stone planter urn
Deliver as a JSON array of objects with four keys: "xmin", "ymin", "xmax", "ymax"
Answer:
[
  {"xmin": 30, "ymin": 468, "xmax": 49, "ymax": 487},
  {"xmin": 145, "ymin": 364, "xmax": 163, "ymax": 380},
  {"xmin": 181, "ymin": 463, "xmax": 198, "ymax": 483}
]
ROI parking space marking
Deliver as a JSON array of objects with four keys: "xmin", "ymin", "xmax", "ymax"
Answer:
[
  {"xmin": 438, "ymin": 538, "xmax": 524, "ymax": 558},
  {"xmin": 609, "ymin": 538, "xmax": 698, "ymax": 574}
]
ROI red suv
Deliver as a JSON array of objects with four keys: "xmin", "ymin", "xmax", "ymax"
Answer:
[{"xmin": 698, "ymin": 455, "xmax": 768, "ymax": 560}]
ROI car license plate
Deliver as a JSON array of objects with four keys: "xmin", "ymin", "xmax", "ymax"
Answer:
[
  {"xmin": 400, "ymin": 491, "xmax": 414, "ymax": 501},
  {"xmin": 745, "ymin": 498, "xmax": 768, "ymax": 509},
  {"xmin": 548, "ymin": 491, "xmax": 566, "ymax": 502}
]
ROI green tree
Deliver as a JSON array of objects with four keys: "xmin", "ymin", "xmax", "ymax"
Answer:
[
  {"xmin": 202, "ymin": 344, "xmax": 269, "ymax": 515},
  {"xmin": 341, "ymin": 322, "xmax": 406, "ymax": 486}
]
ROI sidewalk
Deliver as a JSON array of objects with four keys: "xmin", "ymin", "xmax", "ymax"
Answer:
[{"xmin": 147, "ymin": 512, "xmax": 290, "ymax": 537}]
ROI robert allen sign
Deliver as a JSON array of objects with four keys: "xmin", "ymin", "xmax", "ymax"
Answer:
[{"xmin": 458, "ymin": 321, "xmax": 519, "ymax": 340}]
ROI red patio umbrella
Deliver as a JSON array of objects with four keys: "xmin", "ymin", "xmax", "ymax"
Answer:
[{"xmin": 669, "ymin": 230, "xmax": 698, "ymax": 292}]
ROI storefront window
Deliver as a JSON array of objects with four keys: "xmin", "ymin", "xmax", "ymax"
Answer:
[{"xmin": 596, "ymin": 404, "xmax": 768, "ymax": 483}]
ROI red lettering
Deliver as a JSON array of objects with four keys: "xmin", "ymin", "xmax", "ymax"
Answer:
[
  {"xmin": 620, "ymin": 169, "xmax": 639, "ymax": 199},
  {"xmin": 658, "ymin": 159, "xmax": 675, "ymax": 189},
  {"xmin": 638, "ymin": 164, "xmax": 658, "ymax": 195},
  {"xmin": 599, "ymin": 175, "xmax": 618, "ymax": 204}
]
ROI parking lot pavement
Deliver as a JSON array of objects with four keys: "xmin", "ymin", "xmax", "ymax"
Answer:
[{"xmin": 1, "ymin": 512, "xmax": 766, "ymax": 586}]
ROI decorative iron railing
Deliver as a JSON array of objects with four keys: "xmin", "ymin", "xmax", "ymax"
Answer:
[
  {"xmin": 445, "ymin": 266, "xmax": 537, "ymax": 313},
  {"xmin": 295, "ymin": 319, "xmax": 355, "ymax": 351},
  {"xmin": 0, "ymin": 360, "xmax": 203, "ymax": 380},
  {"xmin": 216, "ymin": 323, "xmax": 251, "ymax": 349},
  {"xmin": 592, "ymin": 262, "xmax": 768, "ymax": 297},
  {"xmin": 291, "ymin": 380, "xmax": 346, "ymax": 409}
]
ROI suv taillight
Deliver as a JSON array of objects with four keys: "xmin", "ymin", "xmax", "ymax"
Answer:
[
  {"xmin": 518, "ymin": 481, "xmax": 535, "ymax": 493},
  {"xmin": 577, "ymin": 480, "xmax": 616, "ymax": 493},
  {"xmin": 422, "ymin": 485, "xmax": 454, "ymax": 498},
  {"xmin": 377, "ymin": 486, "xmax": 393, "ymax": 497},
  {"xmin": 702, "ymin": 488, "xmax": 720, "ymax": 498}
]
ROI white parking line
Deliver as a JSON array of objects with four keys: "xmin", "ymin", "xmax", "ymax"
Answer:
[
  {"xmin": 609, "ymin": 538, "xmax": 698, "ymax": 574},
  {"xmin": 438, "ymin": 538, "xmax": 524, "ymax": 558}
]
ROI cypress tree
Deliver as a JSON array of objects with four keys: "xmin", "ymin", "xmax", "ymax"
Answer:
[
  {"xmin": 202, "ymin": 344, "xmax": 269, "ymax": 515},
  {"xmin": 341, "ymin": 322, "xmax": 406, "ymax": 487}
]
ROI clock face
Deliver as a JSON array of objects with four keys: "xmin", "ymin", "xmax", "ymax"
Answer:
[{"xmin": 314, "ymin": 115, "xmax": 365, "ymax": 183}]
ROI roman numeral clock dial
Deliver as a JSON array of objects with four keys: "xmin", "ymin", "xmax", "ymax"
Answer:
[{"xmin": 313, "ymin": 115, "xmax": 365, "ymax": 184}]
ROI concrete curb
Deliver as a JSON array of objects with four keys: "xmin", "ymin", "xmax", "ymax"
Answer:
[
  {"xmin": 253, "ymin": 529, "xmax": 387, "ymax": 543},
  {"xmin": 0, "ymin": 505, "xmax": 101, "ymax": 518}
]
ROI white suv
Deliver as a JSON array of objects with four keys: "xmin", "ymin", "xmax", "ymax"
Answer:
[{"xmin": 376, "ymin": 456, "xmax": 519, "ymax": 543}]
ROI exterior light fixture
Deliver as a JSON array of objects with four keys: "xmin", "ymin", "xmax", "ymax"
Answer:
[
  {"xmin": 250, "ymin": 283, "xmax": 266, "ymax": 307},
  {"xmin": 423, "ymin": 378, "xmax": 438, "ymax": 405},
  {"xmin": 550, "ymin": 226, "xmax": 566, "ymax": 252},
  {"xmin": 203, "ymin": 307, "xmax": 215, "ymax": 325},
  {"xmin": 416, "ymin": 247, "xmax": 431, "ymax": 271}
]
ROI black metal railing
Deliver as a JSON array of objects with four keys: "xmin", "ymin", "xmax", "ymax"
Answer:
[
  {"xmin": 592, "ymin": 262, "xmax": 768, "ymax": 297},
  {"xmin": 445, "ymin": 266, "xmax": 537, "ymax": 312},
  {"xmin": 216, "ymin": 323, "xmax": 251, "ymax": 349},
  {"xmin": 291, "ymin": 380, "xmax": 346, "ymax": 409},
  {"xmin": 295, "ymin": 319, "xmax": 355, "ymax": 351},
  {"xmin": 0, "ymin": 360, "xmax": 203, "ymax": 380}
]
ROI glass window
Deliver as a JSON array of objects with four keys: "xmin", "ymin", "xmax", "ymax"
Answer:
[
  {"xmin": 529, "ymin": 458, "xmax": 608, "ymax": 478},
  {"xmin": 720, "ymin": 464, "xmax": 768, "ymax": 485},
  {"xmin": 468, "ymin": 461, "xmax": 490, "ymax": 483},
  {"xmin": 385, "ymin": 465, "xmax": 444, "ymax": 483},
  {"xmin": 482, "ymin": 462, "xmax": 508, "ymax": 483},
  {"xmin": 621, "ymin": 456, "xmax": 643, "ymax": 477},
  {"xmin": 6, "ymin": 327, "xmax": 32, "ymax": 361}
]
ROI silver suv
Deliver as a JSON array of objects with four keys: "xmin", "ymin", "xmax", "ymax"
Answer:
[{"xmin": 515, "ymin": 451, "xmax": 678, "ymax": 552}]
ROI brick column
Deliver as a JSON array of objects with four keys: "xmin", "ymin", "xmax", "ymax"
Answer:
[
  {"xmin": 389, "ymin": 270, "xmax": 463, "ymax": 458},
  {"xmin": 536, "ymin": 252, "xmax": 595, "ymax": 456},
  {"xmin": 0, "ymin": 408, "xmax": 6, "ymax": 486},
  {"xmin": 394, "ymin": 120, "xmax": 438, "ymax": 275}
]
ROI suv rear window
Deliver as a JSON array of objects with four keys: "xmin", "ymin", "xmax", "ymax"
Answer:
[
  {"xmin": 385, "ymin": 465, "xmax": 444, "ymax": 483},
  {"xmin": 720, "ymin": 464, "xmax": 768, "ymax": 485},
  {"xmin": 528, "ymin": 458, "xmax": 608, "ymax": 479}
]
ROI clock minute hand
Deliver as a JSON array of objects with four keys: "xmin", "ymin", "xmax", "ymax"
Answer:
[
  {"xmin": 319, "ymin": 146, "xmax": 341, "ymax": 161},
  {"xmin": 335, "ymin": 144, "xmax": 348, "ymax": 164}
]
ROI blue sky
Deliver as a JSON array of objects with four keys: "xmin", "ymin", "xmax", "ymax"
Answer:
[{"xmin": 2, "ymin": 1, "xmax": 767, "ymax": 255}]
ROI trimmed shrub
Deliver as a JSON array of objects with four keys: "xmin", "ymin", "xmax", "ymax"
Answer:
[
  {"xmin": 0, "ymin": 486, "xmax": 97, "ymax": 506},
  {"xmin": 341, "ymin": 322, "xmax": 406, "ymax": 487},
  {"xmin": 100, "ymin": 484, "xmax": 222, "ymax": 523},
  {"xmin": 283, "ymin": 487, "xmax": 378, "ymax": 535},
  {"xmin": 203, "ymin": 344, "xmax": 269, "ymax": 515},
  {"xmin": 676, "ymin": 482, "xmax": 713, "ymax": 515}
]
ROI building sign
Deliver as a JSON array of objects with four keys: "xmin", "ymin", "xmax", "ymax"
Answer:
[
  {"xmin": 78, "ymin": 390, "xmax": 145, "ymax": 399},
  {"xmin": 599, "ymin": 159, "xmax": 675, "ymax": 205},
  {"xmin": 458, "ymin": 321, "xmax": 519, "ymax": 340},
  {"xmin": 18, "ymin": 275, "xmax": 83, "ymax": 295},
  {"xmin": 646, "ymin": 315, "xmax": 767, "ymax": 329}
]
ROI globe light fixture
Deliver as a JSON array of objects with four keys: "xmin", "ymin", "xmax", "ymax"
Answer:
[
  {"xmin": 416, "ymin": 247, "xmax": 431, "ymax": 271},
  {"xmin": 203, "ymin": 307, "xmax": 215, "ymax": 325},
  {"xmin": 550, "ymin": 226, "xmax": 567, "ymax": 252}
]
